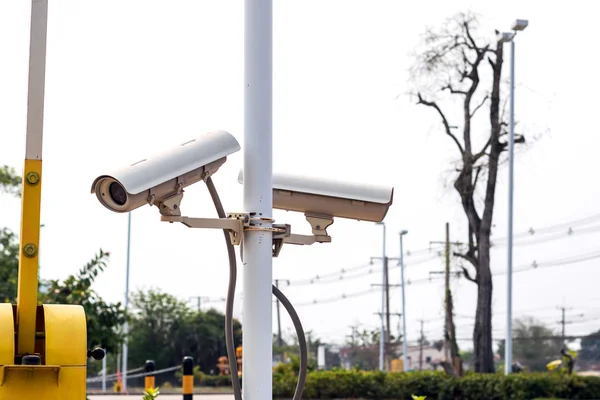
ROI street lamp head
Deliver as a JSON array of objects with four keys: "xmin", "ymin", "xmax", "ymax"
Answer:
[
  {"xmin": 511, "ymin": 19, "xmax": 529, "ymax": 31},
  {"xmin": 497, "ymin": 32, "xmax": 515, "ymax": 43},
  {"xmin": 400, "ymin": 230, "xmax": 408, "ymax": 235}
]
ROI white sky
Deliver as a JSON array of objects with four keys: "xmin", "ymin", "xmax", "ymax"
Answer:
[{"xmin": 1, "ymin": 1, "xmax": 599, "ymax": 352}]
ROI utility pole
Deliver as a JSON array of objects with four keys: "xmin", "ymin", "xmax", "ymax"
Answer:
[
  {"xmin": 384, "ymin": 256, "xmax": 391, "ymax": 370},
  {"xmin": 371, "ymin": 253, "xmax": 402, "ymax": 372},
  {"xmin": 373, "ymin": 313, "xmax": 402, "ymax": 343},
  {"xmin": 418, "ymin": 319, "xmax": 425, "ymax": 371},
  {"xmin": 396, "ymin": 313, "xmax": 401, "ymax": 345},
  {"xmin": 444, "ymin": 223, "xmax": 451, "ymax": 363},
  {"xmin": 375, "ymin": 222, "xmax": 387, "ymax": 371},
  {"xmin": 557, "ymin": 306, "xmax": 583, "ymax": 344},
  {"xmin": 559, "ymin": 306, "xmax": 568, "ymax": 340},
  {"xmin": 275, "ymin": 280, "xmax": 283, "ymax": 349},
  {"xmin": 122, "ymin": 212, "xmax": 132, "ymax": 392},
  {"xmin": 430, "ymin": 223, "xmax": 464, "ymax": 375},
  {"xmin": 190, "ymin": 296, "xmax": 210, "ymax": 311},
  {"xmin": 371, "ymin": 279, "xmax": 401, "ymax": 371},
  {"xmin": 274, "ymin": 279, "xmax": 290, "ymax": 362},
  {"xmin": 398, "ymin": 230, "xmax": 409, "ymax": 375}
]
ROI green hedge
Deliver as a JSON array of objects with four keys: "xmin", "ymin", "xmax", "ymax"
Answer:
[
  {"xmin": 201, "ymin": 374, "xmax": 241, "ymax": 387},
  {"xmin": 271, "ymin": 370, "xmax": 600, "ymax": 399}
]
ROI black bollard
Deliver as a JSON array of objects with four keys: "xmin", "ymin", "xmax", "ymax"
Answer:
[
  {"xmin": 182, "ymin": 356, "xmax": 194, "ymax": 400},
  {"xmin": 145, "ymin": 360, "xmax": 156, "ymax": 391}
]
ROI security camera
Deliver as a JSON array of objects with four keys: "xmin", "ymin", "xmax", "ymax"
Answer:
[
  {"xmin": 91, "ymin": 130, "xmax": 240, "ymax": 215},
  {"xmin": 237, "ymin": 170, "xmax": 393, "ymax": 223}
]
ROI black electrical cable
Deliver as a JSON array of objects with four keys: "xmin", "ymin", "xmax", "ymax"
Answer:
[{"xmin": 205, "ymin": 176, "xmax": 307, "ymax": 400}]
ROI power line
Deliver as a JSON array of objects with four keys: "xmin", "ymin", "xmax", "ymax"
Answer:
[
  {"xmin": 197, "ymin": 249, "xmax": 600, "ymax": 309},
  {"xmin": 273, "ymin": 213, "xmax": 600, "ymax": 291},
  {"xmin": 496, "ymin": 213, "xmax": 600, "ymax": 241},
  {"xmin": 284, "ymin": 254, "xmax": 441, "ymax": 287},
  {"xmin": 283, "ymin": 246, "xmax": 447, "ymax": 287},
  {"xmin": 293, "ymin": 275, "xmax": 448, "ymax": 307},
  {"xmin": 292, "ymin": 249, "xmax": 600, "ymax": 307},
  {"xmin": 491, "ymin": 225, "xmax": 600, "ymax": 248}
]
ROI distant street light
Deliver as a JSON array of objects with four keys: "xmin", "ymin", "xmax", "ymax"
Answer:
[
  {"xmin": 498, "ymin": 18, "xmax": 529, "ymax": 376},
  {"xmin": 375, "ymin": 222, "xmax": 386, "ymax": 371},
  {"xmin": 399, "ymin": 230, "xmax": 409, "ymax": 372}
]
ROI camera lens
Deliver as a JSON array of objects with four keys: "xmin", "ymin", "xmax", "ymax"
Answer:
[{"xmin": 109, "ymin": 182, "xmax": 127, "ymax": 206}]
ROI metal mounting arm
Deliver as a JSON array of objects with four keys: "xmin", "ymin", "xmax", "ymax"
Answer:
[
  {"xmin": 161, "ymin": 210, "xmax": 335, "ymax": 257},
  {"xmin": 271, "ymin": 214, "xmax": 334, "ymax": 257},
  {"xmin": 161, "ymin": 214, "xmax": 247, "ymax": 245}
]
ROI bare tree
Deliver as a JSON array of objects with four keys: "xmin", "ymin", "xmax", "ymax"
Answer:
[{"xmin": 410, "ymin": 12, "xmax": 525, "ymax": 373}]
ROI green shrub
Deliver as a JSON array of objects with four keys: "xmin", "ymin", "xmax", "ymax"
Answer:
[
  {"xmin": 202, "ymin": 374, "xmax": 242, "ymax": 387},
  {"xmin": 269, "ymin": 369, "xmax": 600, "ymax": 399}
]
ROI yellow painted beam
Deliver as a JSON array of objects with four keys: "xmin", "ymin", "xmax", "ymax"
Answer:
[
  {"xmin": 0, "ymin": 304, "xmax": 14, "ymax": 366},
  {"xmin": 16, "ymin": 159, "xmax": 42, "ymax": 355}
]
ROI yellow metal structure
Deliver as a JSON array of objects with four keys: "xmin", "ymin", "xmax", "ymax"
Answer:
[
  {"xmin": 0, "ymin": 304, "xmax": 87, "ymax": 399},
  {"xmin": 0, "ymin": 1, "xmax": 93, "ymax": 398},
  {"xmin": 16, "ymin": 159, "xmax": 42, "ymax": 355},
  {"xmin": 0, "ymin": 305, "xmax": 14, "ymax": 367}
]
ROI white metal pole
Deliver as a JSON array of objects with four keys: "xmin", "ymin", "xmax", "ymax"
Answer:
[
  {"xmin": 505, "ymin": 39, "xmax": 515, "ymax": 375},
  {"xmin": 243, "ymin": 0, "xmax": 273, "ymax": 398},
  {"xmin": 122, "ymin": 212, "xmax": 132, "ymax": 391},
  {"xmin": 399, "ymin": 232, "xmax": 408, "ymax": 371},
  {"xmin": 102, "ymin": 349, "xmax": 107, "ymax": 392},
  {"xmin": 379, "ymin": 223, "xmax": 386, "ymax": 371}
]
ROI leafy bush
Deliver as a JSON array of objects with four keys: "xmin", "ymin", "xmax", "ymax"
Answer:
[
  {"xmin": 142, "ymin": 387, "xmax": 159, "ymax": 400},
  {"xmin": 202, "ymin": 374, "xmax": 242, "ymax": 387},
  {"xmin": 270, "ymin": 369, "xmax": 600, "ymax": 399},
  {"xmin": 175, "ymin": 365, "xmax": 206, "ymax": 383}
]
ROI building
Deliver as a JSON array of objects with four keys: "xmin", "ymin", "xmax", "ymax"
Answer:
[{"xmin": 400, "ymin": 344, "xmax": 444, "ymax": 371}]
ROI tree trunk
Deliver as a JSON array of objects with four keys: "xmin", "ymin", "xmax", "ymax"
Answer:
[{"xmin": 473, "ymin": 237, "xmax": 495, "ymax": 372}]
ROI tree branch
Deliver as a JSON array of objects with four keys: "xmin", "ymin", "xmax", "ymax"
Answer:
[
  {"xmin": 470, "ymin": 95, "xmax": 489, "ymax": 118},
  {"xmin": 443, "ymin": 83, "xmax": 468, "ymax": 95},
  {"xmin": 463, "ymin": 22, "xmax": 481, "ymax": 55},
  {"xmin": 454, "ymin": 255, "xmax": 477, "ymax": 283},
  {"xmin": 481, "ymin": 41, "xmax": 505, "ymax": 233},
  {"xmin": 417, "ymin": 93, "xmax": 465, "ymax": 154},
  {"xmin": 454, "ymin": 251, "xmax": 477, "ymax": 268},
  {"xmin": 473, "ymin": 166, "xmax": 482, "ymax": 188}
]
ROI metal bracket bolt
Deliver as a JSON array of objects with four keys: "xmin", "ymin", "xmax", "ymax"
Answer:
[
  {"xmin": 25, "ymin": 172, "xmax": 40, "ymax": 186},
  {"xmin": 23, "ymin": 243, "xmax": 38, "ymax": 258}
]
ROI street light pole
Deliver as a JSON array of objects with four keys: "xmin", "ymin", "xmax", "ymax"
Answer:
[
  {"xmin": 376, "ymin": 222, "xmax": 386, "ymax": 371},
  {"xmin": 399, "ymin": 230, "xmax": 408, "ymax": 371},
  {"xmin": 500, "ymin": 18, "xmax": 528, "ymax": 375},
  {"xmin": 122, "ymin": 212, "xmax": 132, "ymax": 391},
  {"xmin": 505, "ymin": 37, "xmax": 515, "ymax": 376},
  {"xmin": 243, "ymin": 0, "xmax": 273, "ymax": 398}
]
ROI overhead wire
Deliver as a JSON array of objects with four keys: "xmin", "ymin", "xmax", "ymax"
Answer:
[
  {"xmin": 201, "ymin": 249, "xmax": 600, "ymax": 310},
  {"xmin": 284, "ymin": 253, "xmax": 442, "ymax": 287},
  {"xmin": 199, "ymin": 212, "xmax": 600, "ymax": 303},
  {"xmin": 291, "ymin": 249, "xmax": 600, "ymax": 307}
]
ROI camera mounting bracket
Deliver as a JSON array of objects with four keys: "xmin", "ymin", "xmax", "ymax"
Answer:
[
  {"xmin": 160, "ymin": 205, "xmax": 334, "ymax": 257},
  {"xmin": 271, "ymin": 213, "xmax": 333, "ymax": 257},
  {"xmin": 161, "ymin": 213, "xmax": 249, "ymax": 245}
]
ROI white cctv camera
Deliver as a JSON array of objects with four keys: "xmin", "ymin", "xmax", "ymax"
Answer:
[
  {"xmin": 91, "ymin": 130, "xmax": 240, "ymax": 215},
  {"xmin": 237, "ymin": 170, "xmax": 394, "ymax": 223}
]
